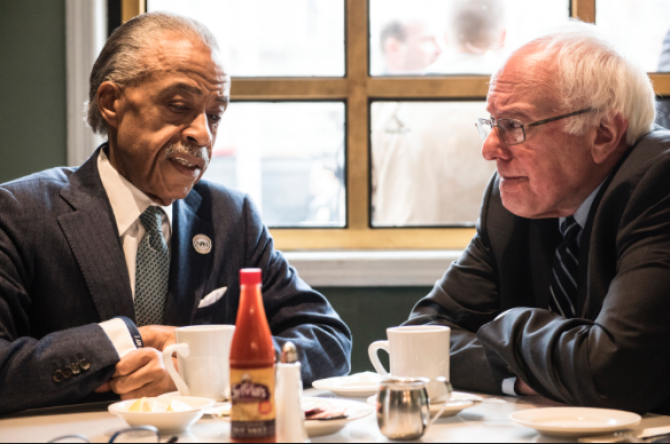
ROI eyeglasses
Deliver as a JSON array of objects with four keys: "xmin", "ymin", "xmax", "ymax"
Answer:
[
  {"xmin": 49, "ymin": 426, "xmax": 177, "ymax": 443},
  {"xmin": 475, "ymin": 108, "xmax": 593, "ymax": 145}
]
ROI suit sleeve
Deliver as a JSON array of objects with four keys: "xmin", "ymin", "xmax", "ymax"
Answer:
[
  {"xmin": 477, "ymin": 158, "xmax": 670, "ymax": 414},
  {"xmin": 404, "ymin": 176, "xmax": 515, "ymax": 394},
  {"xmin": 240, "ymin": 196, "xmax": 352, "ymax": 384},
  {"xmin": 0, "ymin": 186, "xmax": 120, "ymax": 414}
]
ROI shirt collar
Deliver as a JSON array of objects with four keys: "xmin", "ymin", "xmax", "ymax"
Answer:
[
  {"xmin": 98, "ymin": 148, "xmax": 173, "ymax": 236},
  {"xmin": 559, "ymin": 180, "xmax": 605, "ymax": 230}
]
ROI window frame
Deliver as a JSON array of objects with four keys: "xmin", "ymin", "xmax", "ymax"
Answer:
[{"xmin": 122, "ymin": 0, "xmax": 670, "ymax": 250}]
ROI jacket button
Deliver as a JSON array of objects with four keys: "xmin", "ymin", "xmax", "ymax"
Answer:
[
  {"xmin": 79, "ymin": 359, "xmax": 91, "ymax": 372},
  {"xmin": 70, "ymin": 362, "xmax": 81, "ymax": 375},
  {"xmin": 62, "ymin": 367, "xmax": 73, "ymax": 379},
  {"xmin": 53, "ymin": 370, "xmax": 64, "ymax": 383}
]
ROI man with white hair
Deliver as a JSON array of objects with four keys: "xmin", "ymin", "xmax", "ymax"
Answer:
[
  {"xmin": 0, "ymin": 12, "xmax": 351, "ymax": 415},
  {"xmin": 406, "ymin": 22, "xmax": 670, "ymax": 414}
]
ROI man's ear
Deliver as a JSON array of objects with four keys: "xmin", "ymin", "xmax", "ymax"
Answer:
[
  {"xmin": 592, "ymin": 113, "xmax": 628, "ymax": 165},
  {"xmin": 384, "ymin": 37, "xmax": 402, "ymax": 57},
  {"xmin": 97, "ymin": 81, "xmax": 123, "ymax": 130}
]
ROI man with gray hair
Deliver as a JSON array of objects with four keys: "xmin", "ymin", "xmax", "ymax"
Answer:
[
  {"xmin": 407, "ymin": 22, "xmax": 670, "ymax": 414},
  {"xmin": 430, "ymin": 0, "xmax": 506, "ymax": 74},
  {"xmin": 0, "ymin": 12, "xmax": 351, "ymax": 414}
]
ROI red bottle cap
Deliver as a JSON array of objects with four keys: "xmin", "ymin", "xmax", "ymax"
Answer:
[{"xmin": 240, "ymin": 268, "xmax": 262, "ymax": 286}]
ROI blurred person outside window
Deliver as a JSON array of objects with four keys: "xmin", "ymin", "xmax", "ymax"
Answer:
[
  {"xmin": 430, "ymin": 0, "xmax": 506, "ymax": 75},
  {"xmin": 372, "ymin": 19, "xmax": 495, "ymax": 227},
  {"xmin": 379, "ymin": 19, "xmax": 442, "ymax": 75},
  {"xmin": 656, "ymin": 29, "xmax": 670, "ymax": 129}
]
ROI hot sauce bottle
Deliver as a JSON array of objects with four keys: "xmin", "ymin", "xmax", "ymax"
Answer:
[{"xmin": 230, "ymin": 268, "xmax": 276, "ymax": 443}]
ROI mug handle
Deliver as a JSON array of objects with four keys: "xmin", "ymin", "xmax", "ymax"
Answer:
[
  {"xmin": 368, "ymin": 340, "xmax": 391, "ymax": 376},
  {"xmin": 163, "ymin": 343, "xmax": 190, "ymax": 396}
]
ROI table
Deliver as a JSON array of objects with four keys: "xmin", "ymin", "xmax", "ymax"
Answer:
[{"xmin": 2, "ymin": 389, "xmax": 670, "ymax": 443}]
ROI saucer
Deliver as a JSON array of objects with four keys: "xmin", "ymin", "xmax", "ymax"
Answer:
[
  {"xmin": 366, "ymin": 391, "xmax": 483, "ymax": 418},
  {"xmin": 509, "ymin": 407, "xmax": 642, "ymax": 438},
  {"xmin": 312, "ymin": 372, "xmax": 382, "ymax": 398},
  {"xmin": 302, "ymin": 397, "xmax": 375, "ymax": 437}
]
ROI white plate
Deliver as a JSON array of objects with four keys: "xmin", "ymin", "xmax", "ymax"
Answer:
[
  {"xmin": 208, "ymin": 397, "xmax": 374, "ymax": 438},
  {"xmin": 302, "ymin": 397, "xmax": 375, "ymax": 438},
  {"xmin": 108, "ymin": 396, "xmax": 216, "ymax": 434},
  {"xmin": 366, "ymin": 392, "xmax": 483, "ymax": 418},
  {"xmin": 312, "ymin": 372, "xmax": 382, "ymax": 397},
  {"xmin": 509, "ymin": 407, "xmax": 642, "ymax": 438}
]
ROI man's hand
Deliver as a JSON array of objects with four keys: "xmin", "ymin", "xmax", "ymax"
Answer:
[
  {"xmin": 139, "ymin": 325, "xmax": 177, "ymax": 351},
  {"xmin": 515, "ymin": 378, "xmax": 539, "ymax": 396},
  {"xmin": 98, "ymin": 348, "xmax": 177, "ymax": 399}
]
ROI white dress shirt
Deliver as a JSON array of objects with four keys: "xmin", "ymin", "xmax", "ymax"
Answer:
[
  {"xmin": 96, "ymin": 149, "xmax": 173, "ymax": 358},
  {"xmin": 501, "ymin": 180, "xmax": 605, "ymax": 396}
]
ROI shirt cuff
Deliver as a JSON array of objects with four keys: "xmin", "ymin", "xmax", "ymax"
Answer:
[
  {"xmin": 99, "ymin": 318, "xmax": 138, "ymax": 359},
  {"xmin": 502, "ymin": 377, "xmax": 518, "ymax": 396}
]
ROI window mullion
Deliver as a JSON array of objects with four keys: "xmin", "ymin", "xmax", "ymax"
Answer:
[
  {"xmin": 346, "ymin": 0, "xmax": 371, "ymax": 231},
  {"xmin": 572, "ymin": 0, "xmax": 595, "ymax": 22},
  {"xmin": 121, "ymin": 0, "xmax": 145, "ymax": 24}
]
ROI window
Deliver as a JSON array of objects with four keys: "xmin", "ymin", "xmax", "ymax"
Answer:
[{"xmin": 121, "ymin": 0, "xmax": 670, "ymax": 250}]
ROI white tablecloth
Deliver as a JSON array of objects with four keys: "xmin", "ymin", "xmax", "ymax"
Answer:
[{"xmin": 1, "ymin": 389, "xmax": 669, "ymax": 443}]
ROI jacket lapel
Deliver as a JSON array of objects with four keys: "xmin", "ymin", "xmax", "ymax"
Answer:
[
  {"xmin": 57, "ymin": 146, "xmax": 135, "ymax": 322},
  {"xmin": 163, "ymin": 188, "xmax": 214, "ymax": 326}
]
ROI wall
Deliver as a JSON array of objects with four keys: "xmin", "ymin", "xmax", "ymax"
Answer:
[
  {"xmin": 316, "ymin": 286, "xmax": 432, "ymax": 374},
  {"xmin": 0, "ymin": 0, "xmax": 67, "ymax": 184}
]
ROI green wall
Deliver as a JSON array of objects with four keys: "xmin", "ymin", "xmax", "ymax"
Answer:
[
  {"xmin": 0, "ymin": 0, "xmax": 67, "ymax": 184},
  {"xmin": 316, "ymin": 286, "xmax": 432, "ymax": 374}
]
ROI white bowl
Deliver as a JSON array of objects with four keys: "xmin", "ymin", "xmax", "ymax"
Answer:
[{"xmin": 108, "ymin": 396, "xmax": 216, "ymax": 434}]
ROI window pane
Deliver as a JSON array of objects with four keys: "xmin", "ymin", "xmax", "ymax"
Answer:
[
  {"xmin": 656, "ymin": 99, "xmax": 670, "ymax": 129},
  {"xmin": 147, "ymin": 0, "xmax": 345, "ymax": 77},
  {"xmin": 204, "ymin": 102, "xmax": 346, "ymax": 228},
  {"xmin": 371, "ymin": 101, "xmax": 494, "ymax": 227},
  {"xmin": 369, "ymin": 0, "xmax": 570, "ymax": 76},
  {"xmin": 596, "ymin": 0, "xmax": 670, "ymax": 73}
]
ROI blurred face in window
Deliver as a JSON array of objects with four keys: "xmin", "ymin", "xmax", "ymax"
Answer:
[
  {"xmin": 382, "ymin": 20, "xmax": 442, "ymax": 74},
  {"xmin": 482, "ymin": 45, "xmax": 611, "ymax": 219},
  {"xmin": 100, "ymin": 32, "xmax": 230, "ymax": 205}
]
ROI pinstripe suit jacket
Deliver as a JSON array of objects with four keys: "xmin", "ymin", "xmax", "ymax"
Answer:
[
  {"xmin": 406, "ymin": 127, "xmax": 670, "ymax": 415},
  {"xmin": 0, "ymin": 146, "xmax": 351, "ymax": 414}
]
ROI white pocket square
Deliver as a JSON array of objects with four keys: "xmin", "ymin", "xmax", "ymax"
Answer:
[{"xmin": 198, "ymin": 287, "xmax": 227, "ymax": 309}]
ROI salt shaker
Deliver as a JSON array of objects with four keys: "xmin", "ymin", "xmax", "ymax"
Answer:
[{"xmin": 276, "ymin": 342, "xmax": 309, "ymax": 443}]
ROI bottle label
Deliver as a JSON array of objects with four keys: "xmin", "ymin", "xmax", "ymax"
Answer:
[{"xmin": 230, "ymin": 367, "xmax": 276, "ymax": 439}]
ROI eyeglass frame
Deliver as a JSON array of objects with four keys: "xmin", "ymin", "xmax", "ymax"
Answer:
[
  {"xmin": 48, "ymin": 425, "xmax": 167, "ymax": 443},
  {"xmin": 476, "ymin": 108, "xmax": 594, "ymax": 145}
]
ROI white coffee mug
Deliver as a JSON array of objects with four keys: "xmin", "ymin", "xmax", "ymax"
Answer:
[
  {"xmin": 162, "ymin": 325, "xmax": 235, "ymax": 402},
  {"xmin": 368, "ymin": 326, "xmax": 451, "ymax": 403}
]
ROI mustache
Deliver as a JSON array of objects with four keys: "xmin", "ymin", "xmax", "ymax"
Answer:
[{"xmin": 164, "ymin": 142, "xmax": 210, "ymax": 168}]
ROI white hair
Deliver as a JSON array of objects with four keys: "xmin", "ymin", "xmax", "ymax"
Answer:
[
  {"xmin": 86, "ymin": 12, "xmax": 221, "ymax": 136},
  {"xmin": 503, "ymin": 21, "xmax": 656, "ymax": 146}
]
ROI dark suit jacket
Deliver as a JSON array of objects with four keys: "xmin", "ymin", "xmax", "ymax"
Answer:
[
  {"xmin": 0, "ymin": 146, "xmax": 352, "ymax": 414},
  {"xmin": 406, "ymin": 127, "xmax": 670, "ymax": 415}
]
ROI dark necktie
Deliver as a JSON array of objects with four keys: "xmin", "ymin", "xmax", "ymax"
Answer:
[
  {"xmin": 134, "ymin": 206, "xmax": 170, "ymax": 327},
  {"xmin": 549, "ymin": 216, "xmax": 581, "ymax": 318}
]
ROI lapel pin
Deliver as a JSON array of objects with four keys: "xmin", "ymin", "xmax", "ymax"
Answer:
[{"xmin": 193, "ymin": 235, "xmax": 212, "ymax": 254}]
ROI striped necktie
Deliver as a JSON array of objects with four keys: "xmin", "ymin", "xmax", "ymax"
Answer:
[
  {"xmin": 134, "ymin": 206, "xmax": 170, "ymax": 327},
  {"xmin": 549, "ymin": 216, "xmax": 581, "ymax": 318}
]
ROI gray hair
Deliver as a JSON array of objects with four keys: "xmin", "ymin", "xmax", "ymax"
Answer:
[
  {"xmin": 87, "ymin": 12, "xmax": 221, "ymax": 136},
  {"xmin": 502, "ymin": 21, "xmax": 656, "ymax": 146},
  {"xmin": 380, "ymin": 20, "xmax": 407, "ymax": 53},
  {"xmin": 450, "ymin": 0, "xmax": 505, "ymax": 51}
]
